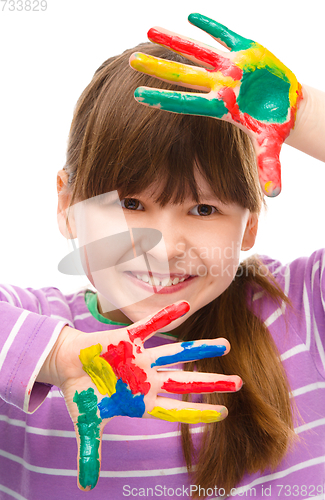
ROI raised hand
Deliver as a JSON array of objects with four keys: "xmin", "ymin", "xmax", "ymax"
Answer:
[
  {"xmin": 129, "ymin": 13, "xmax": 303, "ymax": 197},
  {"xmin": 40, "ymin": 300, "xmax": 242, "ymax": 491}
]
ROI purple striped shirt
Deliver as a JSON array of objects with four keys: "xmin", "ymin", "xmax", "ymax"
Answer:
[{"xmin": 0, "ymin": 249, "xmax": 324, "ymax": 500}]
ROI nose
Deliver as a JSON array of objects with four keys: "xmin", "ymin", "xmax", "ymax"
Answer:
[{"xmin": 144, "ymin": 216, "xmax": 187, "ymax": 265}]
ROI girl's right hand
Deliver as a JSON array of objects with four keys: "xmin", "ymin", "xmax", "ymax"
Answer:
[{"xmin": 38, "ymin": 300, "xmax": 242, "ymax": 492}]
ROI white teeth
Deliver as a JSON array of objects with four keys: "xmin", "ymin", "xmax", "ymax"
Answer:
[
  {"xmin": 161, "ymin": 278, "xmax": 171, "ymax": 286},
  {"xmin": 149, "ymin": 276, "xmax": 160, "ymax": 286},
  {"xmin": 130, "ymin": 272, "xmax": 188, "ymax": 287}
]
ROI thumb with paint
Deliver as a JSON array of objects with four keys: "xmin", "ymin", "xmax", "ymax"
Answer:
[{"xmin": 37, "ymin": 300, "xmax": 242, "ymax": 491}]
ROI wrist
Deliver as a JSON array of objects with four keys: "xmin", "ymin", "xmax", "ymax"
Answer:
[
  {"xmin": 286, "ymin": 84, "xmax": 309, "ymax": 144},
  {"xmin": 36, "ymin": 325, "xmax": 77, "ymax": 387},
  {"xmin": 285, "ymin": 84, "xmax": 325, "ymax": 162}
]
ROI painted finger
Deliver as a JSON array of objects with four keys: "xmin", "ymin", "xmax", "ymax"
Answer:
[
  {"xmin": 148, "ymin": 26, "xmax": 241, "ymax": 79},
  {"xmin": 158, "ymin": 371, "xmax": 242, "ymax": 393},
  {"xmin": 127, "ymin": 300, "xmax": 190, "ymax": 343},
  {"xmin": 256, "ymin": 145, "xmax": 282, "ymax": 197},
  {"xmin": 188, "ymin": 13, "xmax": 254, "ymax": 52},
  {"xmin": 150, "ymin": 338, "xmax": 230, "ymax": 368},
  {"xmin": 134, "ymin": 87, "xmax": 229, "ymax": 119},
  {"xmin": 148, "ymin": 397, "xmax": 228, "ymax": 423},
  {"xmin": 73, "ymin": 388, "xmax": 103, "ymax": 491},
  {"xmin": 130, "ymin": 52, "xmax": 213, "ymax": 92}
]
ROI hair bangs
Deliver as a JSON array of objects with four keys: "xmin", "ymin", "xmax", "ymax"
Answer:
[{"xmin": 66, "ymin": 42, "xmax": 264, "ymax": 214}]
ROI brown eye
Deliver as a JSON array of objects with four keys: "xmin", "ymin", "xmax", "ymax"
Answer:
[
  {"xmin": 193, "ymin": 204, "xmax": 217, "ymax": 216},
  {"xmin": 122, "ymin": 198, "xmax": 143, "ymax": 210}
]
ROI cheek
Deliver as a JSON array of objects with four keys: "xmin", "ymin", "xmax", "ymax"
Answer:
[
  {"xmin": 201, "ymin": 230, "xmax": 242, "ymax": 267},
  {"xmin": 199, "ymin": 230, "xmax": 243, "ymax": 287}
]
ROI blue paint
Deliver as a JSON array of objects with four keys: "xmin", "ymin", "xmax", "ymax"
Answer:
[
  {"xmin": 151, "ymin": 341, "xmax": 226, "ymax": 367},
  {"xmin": 98, "ymin": 379, "xmax": 145, "ymax": 419}
]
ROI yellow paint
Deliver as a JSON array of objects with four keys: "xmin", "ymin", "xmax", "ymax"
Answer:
[
  {"xmin": 235, "ymin": 44, "xmax": 300, "ymax": 108},
  {"xmin": 148, "ymin": 406, "xmax": 223, "ymax": 424},
  {"xmin": 79, "ymin": 344, "xmax": 117, "ymax": 396},
  {"xmin": 131, "ymin": 53, "xmax": 238, "ymax": 92},
  {"xmin": 264, "ymin": 181, "xmax": 273, "ymax": 194}
]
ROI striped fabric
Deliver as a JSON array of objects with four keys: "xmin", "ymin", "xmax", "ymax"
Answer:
[{"xmin": 0, "ymin": 249, "xmax": 324, "ymax": 500}]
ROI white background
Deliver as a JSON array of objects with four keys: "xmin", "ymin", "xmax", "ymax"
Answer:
[{"xmin": 0, "ymin": 0, "xmax": 324, "ymax": 295}]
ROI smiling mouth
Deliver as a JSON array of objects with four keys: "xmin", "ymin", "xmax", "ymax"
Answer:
[{"xmin": 124, "ymin": 271, "xmax": 194, "ymax": 288}]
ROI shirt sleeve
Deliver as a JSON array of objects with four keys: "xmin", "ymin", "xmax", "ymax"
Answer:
[
  {"xmin": 296, "ymin": 248, "xmax": 325, "ymax": 377},
  {"xmin": 0, "ymin": 284, "xmax": 70, "ymax": 414},
  {"xmin": 263, "ymin": 248, "xmax": 325, "ymax": 377}
]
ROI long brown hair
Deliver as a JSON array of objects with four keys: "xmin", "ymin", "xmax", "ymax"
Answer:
[{"xmin": 64, "ymin": 42, "xmax": 299, "ymax": 496}]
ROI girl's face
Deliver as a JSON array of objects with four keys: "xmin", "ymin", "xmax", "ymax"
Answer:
[{"xmin": 58, "ymin": 169, "xmax": 258, "ymax": 332}]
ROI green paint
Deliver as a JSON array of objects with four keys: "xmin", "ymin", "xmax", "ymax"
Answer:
[
  {"xmin": 134, "ymin": 88, "xmax": 228, "ymax": 119},
  {"xmin": 188, "ymin": 13, "xmax": 254, "ymax": 52},
  {"xmin": 237, "ymin": 69, "xmax": 290, "ymax": 123},
  {"xmin": 73, "ymin": 388, "xmax": 102, "ymax": 490}
]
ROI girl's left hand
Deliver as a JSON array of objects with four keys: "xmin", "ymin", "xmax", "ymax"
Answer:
[{"xmin": 129, "ymin": 13, "xmax": 303, "ymax": 197}]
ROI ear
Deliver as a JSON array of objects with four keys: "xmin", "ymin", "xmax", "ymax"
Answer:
[
  {"xmin": 241, "ymin": 212, "xmax": 258, "ymax": 251},
  {"xmin": 57, "ymin": 169, "xmax": 77, "ymax": 239}
]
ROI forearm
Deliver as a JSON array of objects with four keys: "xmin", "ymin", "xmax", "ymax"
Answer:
[
  {"xmin": 285, "ymin": 84, "xmax": 325, "ymax": 162},
  {"xmin": 0, "ymin": 300, "xmax": 68, "ymax": 413}
]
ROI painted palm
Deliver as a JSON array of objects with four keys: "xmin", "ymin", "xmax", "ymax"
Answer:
[
  {"xmin": 72, "ymin": 300, "xmax": 242, "ymax": 490},
  {"xmin": 130, "ymin": 13, "xmax": 303, "ymax": 197}
]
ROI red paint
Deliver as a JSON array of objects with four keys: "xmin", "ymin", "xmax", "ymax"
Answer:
[
  {"xmin": 242, "ymin": 109, "xmax": 297, "ymax": 191},
  {"xmin": 162, "ymin": 378, "xmax": 237, "ymax": 393},
  {"xmin": 101, "ymin": 341, "xmax": 150, "ymax": 395},
  {"xmin": 218, "ymin": 87, "xmax": 241, "ymax": 123},
  {"xmin": 127, "ymin": 301, "xmax": 190, "ymax": 342},
  {"xmin": 148, "ymin": 28, "xmax": 242, "ymax": 81},
  {"xmin": 220, "ymin": 85, "xmax": 303, "ymax": 194}
]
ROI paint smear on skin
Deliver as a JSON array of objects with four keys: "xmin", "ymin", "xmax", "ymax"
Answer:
[
  {"xmin": 73, "ymin": 388, "xmax": 102, "ymax": 491},
  {"xmin": 101, "ymin": 341, "xmax": 150, "ymax": 395},
  {"xmin": 148, "ymin": 28, "xmax": 243, "ymax": 81},
  {"xmin": 188, "ymin": 14, "xmax": 254, "ymax": 52},
  {"xmin": 134, "ymin": 88, "xmax": 228, "ymax": 119},
  {"xmin": 151, "ymin": 341, "xmax": 226, "ymax": 368},
  {"xmin": 185, "ymin": 14, "xmax": 299, "ymax": 108},
  {"xmin": 98, "ymin": 379, "xmax": 145, "ymax": 419},
  {"xmin": 222, "ymin": 84, "xmax": 302, "ymax": 196},
  {"xmin": 127, "ymin": 301, "xmax": 190, "ymax": 342},
  {"xmin": 218, "ymin": 86, "xmax": 241, "ymax": 123},
  {"xmin": 79, "ymin": 344, "xmax": 117, "ymax": 396},
  {"xmin": 242, "ymin": 104, "xmax": 302, "ymax": 196},
  {"xmin": 235, "ymin": 45, "xmax": 300, "ymax": 108},
  {"xmin": 237, "ymin": 69, "xmax": 291, "ymax": 123},
  {"xmin": 162, "ymin": 378, "xmax": 237, "ymax": 393},
  {"xmin": 131, "ymin": 52, "xmax": 213, "ymax": 90},
  {"xmin": 131, "ymin": 53, "xmax": 238, "ymax": 92},
  {"xmin": 148, "ymin": 406, "xmax": 225, "ymax": 423}
]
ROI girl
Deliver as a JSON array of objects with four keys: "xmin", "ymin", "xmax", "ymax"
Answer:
[{"xmin": 1, "ymin": 12, "xmax": 325, "ymax": 500}]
